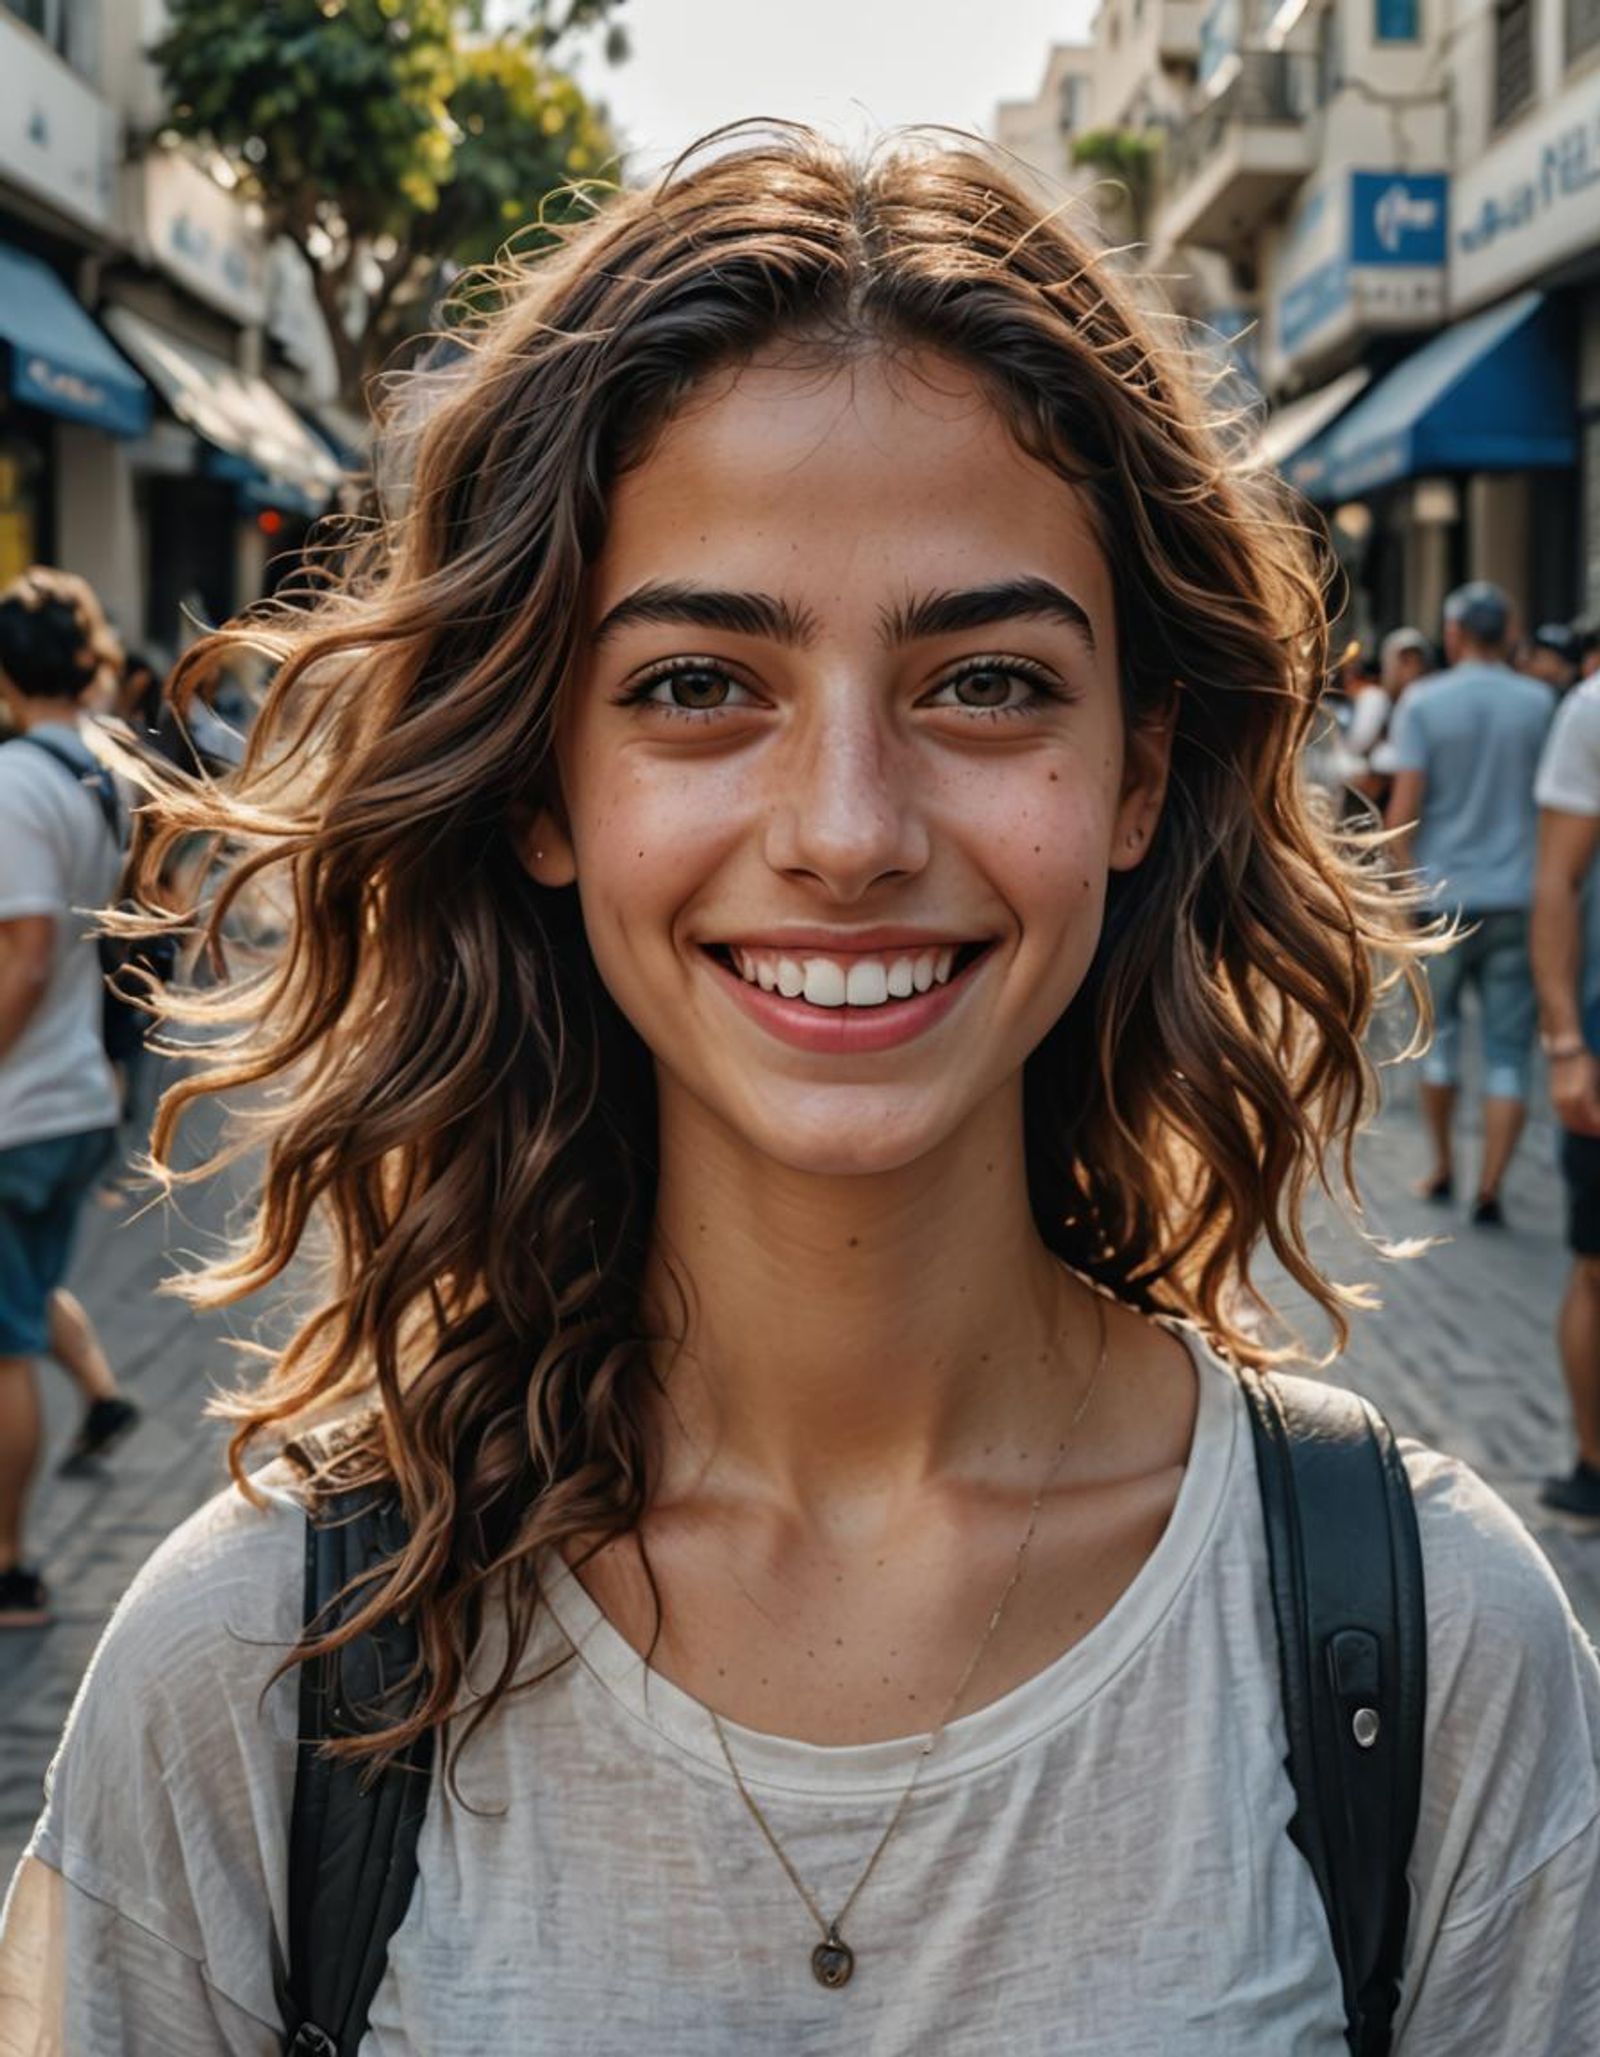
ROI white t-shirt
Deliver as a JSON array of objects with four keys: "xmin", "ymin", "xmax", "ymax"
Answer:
[
  {"xmin": 4, "ymin": 1334, "xmax": 1599, "ymax": 2054},
  {"xmin": 1535, "ymin": 679, "xmax": 1600, "ymax": 1032},
  {"xmin": 0, "ymin": 722, "xmax": 121, "ymax": 1148}
]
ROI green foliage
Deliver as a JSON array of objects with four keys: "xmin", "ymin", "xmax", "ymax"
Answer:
[
  {"xmin": 150, "ymin": 0, "xmax": 625, "ymax": 401},
  {"xmin": 1069, "ymin": 126, "xmax": 1161, "ymax": 242}
]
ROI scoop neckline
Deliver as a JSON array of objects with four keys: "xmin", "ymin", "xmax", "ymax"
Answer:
[{"xmin": 537, "ymin": 1325, "xmax": 1239, "ymax": 1799}]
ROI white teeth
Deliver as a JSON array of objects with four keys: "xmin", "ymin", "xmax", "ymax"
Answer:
[
  {"xmin": 801, "ymin": 958, "xmax": 848, "ymax": 1007},
  {"xmin": 719, "ymin": 944, "xmax": 980, "ymax": 1007},
  {"xmin": 844, "ymin": 960, "xmax": 889, "ymax": 1007}
]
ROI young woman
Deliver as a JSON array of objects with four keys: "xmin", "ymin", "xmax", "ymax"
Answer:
[{"xmin": 1, "ymin": 129, "xmax": 1596, "ymax": 2053}]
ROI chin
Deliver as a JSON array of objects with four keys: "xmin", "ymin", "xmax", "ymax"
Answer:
[{"xmin": 731, "ymin": 1089, "xmax": 967, "ymax": 1180}]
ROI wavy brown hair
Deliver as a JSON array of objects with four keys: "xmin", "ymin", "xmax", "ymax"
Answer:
[{"xmin": 115, "ymin": 124, "xmax": 1431, "ymax": 1779}]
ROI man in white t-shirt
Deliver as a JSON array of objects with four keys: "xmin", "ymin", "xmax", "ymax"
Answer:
[
  {"xmin": 0, "ymin": 569, "xmax": 141, "ymax": 1629},
  {"xmin": 1532, "ymin": 676, "xmax": 1600, "ymax": 1520}
]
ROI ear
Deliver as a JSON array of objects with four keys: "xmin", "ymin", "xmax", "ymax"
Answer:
[
  {"xmin": 509, "ymin": 794, "xmax": 578, "ymax": 890},
  {"xmin": 1108, "ymin": 690, "xmax": 1178, "ymax": 873}
]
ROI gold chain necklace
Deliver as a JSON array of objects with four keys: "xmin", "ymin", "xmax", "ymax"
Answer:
[{"xmin": 706, "ymin": 1291, "xmax": 1108, "ymax": 1991}]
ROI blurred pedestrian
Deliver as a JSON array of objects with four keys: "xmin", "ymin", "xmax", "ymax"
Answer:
[
  {"xmin": 1578, "ymin": 620, "xmax": 1600, "ymax": 684},
  {"xmin": 1520, "ymin": 623, "xmax": 1582, "ymax": 696},
  {"xmin": 1532, "ymin": 675, "xmax": 1600, "ymax": 1520},
  {"xmin": 1342, "ymin": 626, "xmax": 1431, "ymax": 808},
  {"xmin": 0, "ymin": 568, "xmax": 141, "ymax": 1629},
  {"xmin": 114, "ymin": 650, "xmax": 164, "ymax": 738},
  {"xmin": 1386, "ymin": 581, "xmax": 1557, "ymax": 1224}
]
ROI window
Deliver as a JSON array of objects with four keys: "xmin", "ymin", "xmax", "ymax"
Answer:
[
  {"xmin": 1493, "ymin": 0, "xmax": 1535, "ymax": 126},
  {"xmin": 1, "ymin": 0, "xmax": 51, "ymax": 37},
  {"xmin": 1375, "ymin": 0, "xmax": 1420, "ymax": 37},
  {"xmin": 1570, "ymin": 0, "xmax": 1600, "ymax": 64}
]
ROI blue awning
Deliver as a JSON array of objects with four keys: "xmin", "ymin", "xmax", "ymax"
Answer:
[
  {"xmin": 0, "ymin": 244, "xmax": 151, "ymax": 439},
  {"xmin": 1300, "ymin": 290, "xmax": 1574, "ymax": 503}
]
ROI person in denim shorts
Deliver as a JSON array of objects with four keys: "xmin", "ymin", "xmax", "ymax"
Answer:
[
  {"xmin": 1386, "ymin": 582, "xmax": 1558, "ymax": 1226},
  {"xmin": 0, "ymin": 570, "xmax": 141, "ymax": 1629}
]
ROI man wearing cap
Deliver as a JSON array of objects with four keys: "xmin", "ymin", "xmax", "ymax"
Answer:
[
  {"xmin": 1532, "ymin": 674, "xmax": 1600, "ymax": 1519},
  {"xmin": 1521, "ymin": 623, "xmax": 1582, "ymax": 696},
  {"xmin": 1386, "ymin": 581, "xmax": 1558, "ymax": 1225}
]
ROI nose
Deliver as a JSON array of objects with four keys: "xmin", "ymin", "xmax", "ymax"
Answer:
[{"xmin": 762, "ymin": 672, "xmax": 931, "ymax": 899}]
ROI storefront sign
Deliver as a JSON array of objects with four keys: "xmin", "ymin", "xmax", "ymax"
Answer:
[
  {"xmin": 139, "ymin": 149, "xmax": 267, "ymax": 325},
  {"xmin": 0, "ymin": 11, "xmax": 116, "ymax": 233},
  {"xmin": 1269, "ymin": 168, "xmax": 1448, "ymax": 378},
  {"xmin": 1452, "ymin": 76, "xmax": 1600, "ymax": 311}
]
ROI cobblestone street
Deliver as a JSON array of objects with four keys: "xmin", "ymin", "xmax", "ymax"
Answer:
[{"xmin": 3, "ymin": 1059, "xmax": 1598, "ymax": 1881}]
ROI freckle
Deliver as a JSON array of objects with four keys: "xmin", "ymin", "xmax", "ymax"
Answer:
[
  {"xmin": 847, "ymin": 1235, "xmax": 859, "ymax": 1247},
  {"xmin": 761, "ymin": 1676, "xmax": 770, "ymax": 1685},
  {"xmin": 717, "ymin": 1666, "xmax": 726, "ymax": 1677},
  {"xmin": 1048, "ymin": 770, "xmax": 1059, "ymax": 781},
  {"xmin": 980, "ymin": 1351, "xmax": 991, "ymax": 1363},
  {"xmin": 1081, "ymin": 877, "xmax": 1090, "ymax": 889}
]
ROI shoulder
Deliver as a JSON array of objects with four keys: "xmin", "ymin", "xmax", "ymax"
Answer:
[
  {"xmin": 1400, "ymin": 1441, "xmax": 1600, "ymax": 1912},
  {"xmin": 30, "ymin": 1460, "xmax": 308, "ymax": 1944},
  {"xmin": 0, "ymin": 738, "xmax": 60, "ymax": 823},
  {"xmin": 1537, "ymin": 683, "xmax": 1600, "ymax": 812}
]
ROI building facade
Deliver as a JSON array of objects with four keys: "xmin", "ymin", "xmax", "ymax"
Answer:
[
  {"xmin": 995, "ymin": 0, "xmax": 1600, "ymax": 645},
  {"xmin": 0, "ymin": 0, "xmax": 342, "ymax": 659}
]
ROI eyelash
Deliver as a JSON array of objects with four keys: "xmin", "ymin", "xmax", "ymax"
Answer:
[{"xmin": 610, "ymin": 655, "xmax": 1071, "ymax": 724}]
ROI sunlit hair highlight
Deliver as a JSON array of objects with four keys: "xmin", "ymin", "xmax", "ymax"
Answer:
[{"xmin": 113, "ymin": 124, "xmax": 1434, "ymax": 1779}]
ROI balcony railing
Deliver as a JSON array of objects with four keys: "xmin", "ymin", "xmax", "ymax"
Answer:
[{"xmin": 1163, "ymin": 51, "xmax": 1319, "ymax": 192}]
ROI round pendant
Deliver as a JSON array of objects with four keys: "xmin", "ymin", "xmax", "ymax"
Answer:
[{"xmin": 811, "ymin": 1928, "xmax": 855, "ymax": 1989}]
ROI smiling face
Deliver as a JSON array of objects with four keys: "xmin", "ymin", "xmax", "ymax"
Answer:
[{"xmin": 521, "ymin": 345, "xmax": 1172, "ymax": 1178}]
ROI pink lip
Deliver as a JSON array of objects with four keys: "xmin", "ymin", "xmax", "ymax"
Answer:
[{"xmin": 700, "ymin": 944, "xmax": 995, "ymax": 1053}]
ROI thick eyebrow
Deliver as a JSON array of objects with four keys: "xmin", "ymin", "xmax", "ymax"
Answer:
[
  {"xmin": 588, "ymin": 573, "xmax": 1098, "ymax": 656},
  {"xmin": 590, "ymin": 581, "xmax": 820, "ymax": 648},
  {"xmin": 880, "ymin": 578, "xmax": 1097, "ymax": 653}
]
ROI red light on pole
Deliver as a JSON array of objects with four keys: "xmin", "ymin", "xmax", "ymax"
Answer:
[{"xmin": 258, "ymin": 509, "xmax": 284, "ymax": 536}]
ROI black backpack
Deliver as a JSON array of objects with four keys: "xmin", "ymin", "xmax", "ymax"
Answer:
[
  {"xmin": 277, "ymin": 1368, "xmax": 1426, "ymax": 2057},
  {"xmin": 10, "ymin": 732, "xmax": 178, "ymax": 1063}
]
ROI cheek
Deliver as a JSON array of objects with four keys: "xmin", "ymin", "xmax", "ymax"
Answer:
[
  {"xmin": 568, "ymin": 749, "xmax": 742, "ymax": 946},
  {"xmin": 966, "ymin": 760, "xmax": 1115, "ymax": 918}
]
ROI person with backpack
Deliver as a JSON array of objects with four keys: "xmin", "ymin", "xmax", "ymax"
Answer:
[
  {"xmin": 2, "ymin": 130, "xmax": 1597, "ymax": 2054},
  {"xmin": 0, "ymin": 569, "xmax": 142, "ymax": 1630}
]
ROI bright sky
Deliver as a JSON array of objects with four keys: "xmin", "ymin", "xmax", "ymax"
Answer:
[{"xmin": 562, "ymin": 1, "xmax": 1098, "ymax": 176}]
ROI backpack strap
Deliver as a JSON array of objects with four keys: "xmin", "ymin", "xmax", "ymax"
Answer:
[
  {"xmin": 10, "ymin": 731, "xmax": 125, "ymax": 847},
  {"xmin": 276, "ymin": 1433, "xmax": 434, "ymax": 2057},
  {"xmin": 1238, "ymin": 1367, "xmax": 1427, "ymax": 2057}
]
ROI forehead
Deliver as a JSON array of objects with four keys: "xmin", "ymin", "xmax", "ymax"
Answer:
[{"xmin": 590, "ymin": 346, "xmax": 1115, "ymax": 640}]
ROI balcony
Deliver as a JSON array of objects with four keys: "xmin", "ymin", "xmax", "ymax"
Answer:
[
  {"xmin": 1153, "ymin": 51, "xmax": 1318, "ymax": 257},
  {"xmin": 1156, "ymin": 0, "xmax": 1208, "ymax": 61}
]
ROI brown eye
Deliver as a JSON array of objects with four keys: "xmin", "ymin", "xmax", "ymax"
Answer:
[
  {"xmin": 659, "ymin": 668, "xmax": 730, "ymax": 710},
  {"xmin": 951, "ymin": 669, "xmax": 1017, "ymax": 708}
]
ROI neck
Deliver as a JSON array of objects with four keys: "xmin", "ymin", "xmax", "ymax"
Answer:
[
  {"xmin": 12, "ymin": 698, "xmax": 83, "ymax": 732},
  {"xmin": 641, "ymin": 1076, "xmax": 1100, "ymax": 1515}
]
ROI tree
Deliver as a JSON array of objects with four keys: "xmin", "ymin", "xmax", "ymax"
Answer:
[
  {"xmin": 151, "ymin": 0, "xmax": 625, "ymax": 410},
  {"xmin": 1069, "ymin": 127, "xmax": 1161, "ymax": 252}
]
